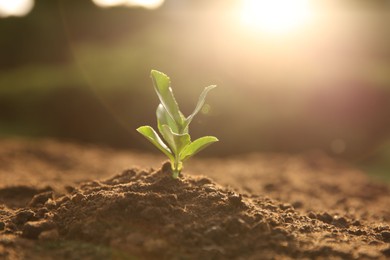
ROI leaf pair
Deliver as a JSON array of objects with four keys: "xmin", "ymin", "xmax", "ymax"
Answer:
[{"xmin": 137, "ymin": 70, "xmax": 218, "ymax": 178}]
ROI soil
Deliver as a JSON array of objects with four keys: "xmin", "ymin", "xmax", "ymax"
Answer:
[{"xmin": 0, "ymin": 138, "xmax": 389, "ymax": 259}]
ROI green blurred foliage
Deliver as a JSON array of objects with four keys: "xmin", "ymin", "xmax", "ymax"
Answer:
[{"xmin": 359, "ymin": 142, "xmax": 390, "ymax": 183}]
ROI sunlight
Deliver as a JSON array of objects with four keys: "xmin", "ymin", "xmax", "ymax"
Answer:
[
  {"xmin": 0, "ymin": 0, "xmax": 34, "ymax": 17},
  {"xmin": 240, "ymin": 0, "xmax": 313, "ymax": 35},
  {"xmin": 92, "ymin": 0, "xmax": 164, "ymax": 9}
]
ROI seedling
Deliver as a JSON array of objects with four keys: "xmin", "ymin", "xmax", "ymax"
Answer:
[{"xmin": 137, "ymin": 70, "xmax": 218, "ymax": 178}]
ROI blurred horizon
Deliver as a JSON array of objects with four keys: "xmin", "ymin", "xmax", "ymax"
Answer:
[{"xmin": 0, "ymin": 0, "xmax": 389, "ymax": 179}]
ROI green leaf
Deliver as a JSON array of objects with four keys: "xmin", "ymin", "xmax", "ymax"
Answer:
[
  {"xmin": 156, "ymin": 103, "xmax": 179, "ymax": 134},
  {"xmin": 136, "ymin": 126, "xmax": 174, "ymax": 161},
  {"xmin": 160, "ymin": 124, "xmax": 191, "ymax": 155},
  {"xmin": 180, "ymin": 136, "xmax": 218, "ymax": 161},
  {"xmin": 150, "ymin": 70, "xmax": 184, "ymax": 126},
  {"xmin": 184, "ymin": 85, "xmax": 217, "ymax": 129}
]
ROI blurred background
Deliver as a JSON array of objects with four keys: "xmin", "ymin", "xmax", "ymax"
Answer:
[{"xmin": 0, "ymin": 0, "xmax": 389, "ymax": 180}]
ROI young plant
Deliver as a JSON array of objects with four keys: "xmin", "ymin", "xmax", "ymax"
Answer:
[{"xmin": 137, "ymin": 70, "xmax": 218, "ymax": 178}]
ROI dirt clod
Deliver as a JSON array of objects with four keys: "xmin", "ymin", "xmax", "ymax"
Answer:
[
  {"xmin": 382, "ymin": 247, "xmax": 390, "ymax": 257},
  {"xmin": 332, "ymin": 216, "xmax": 349, "ymax": 228},
  {"xmin": 22, "ymin": 220, "xmax": 56, "ymax": 239},
  {"xmin": 12, "ymin": 209, "xmax": 36, "ymax": 225},
  {"xmin": 381, "ymin": 230, "xmax": 390, "ymax": 242},
  {"xmin": 28, "ymin": 191, "xmax": 54, "ymax": 208},
  {"xmin": 228, "ymin": 192, "xmax": 244, "ymax": 208},
  {"xmin": 317, "ymin": 212, "xmax": 333, "ymax": 224}
]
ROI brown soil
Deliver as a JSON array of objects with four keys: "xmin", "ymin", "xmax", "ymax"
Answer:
[{"xmin": 0, "ymin": 138, "xmax": 389, "ymax": 259}]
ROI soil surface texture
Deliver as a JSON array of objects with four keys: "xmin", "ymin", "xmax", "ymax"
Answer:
[{"xmin": 0, "ymin": 138, "xmax": 389, "ymax": 259}]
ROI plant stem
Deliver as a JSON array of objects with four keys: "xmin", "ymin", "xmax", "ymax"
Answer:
[
  {"xmin": 172, "ymin": 156, "xmax": 182, "ymax": 179},
  {"xmin": 172, "ymin": 169, "xmax": 180, "ymax": 179}
]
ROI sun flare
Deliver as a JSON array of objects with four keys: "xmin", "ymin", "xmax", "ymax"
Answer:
[
  {"xmin": 92, "ymin": 0, "xmax": 164, "ymax": 9},
  {"xmin": 240, "ymin": 0, "xmax": 313, "ymax": 34},
  {"xmin": 0, "ymin": 0, "xmax": 34, "ymax": 17}
]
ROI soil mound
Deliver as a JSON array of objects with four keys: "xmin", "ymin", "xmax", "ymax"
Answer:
[{"xmin": 1, "ymin": 163, "xmax": 389, "ymax": 259}]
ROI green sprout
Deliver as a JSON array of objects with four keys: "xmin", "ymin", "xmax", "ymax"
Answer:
[{"xmin": 137, "ymin": 70, "xmax": 218, "ymax": 178}]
